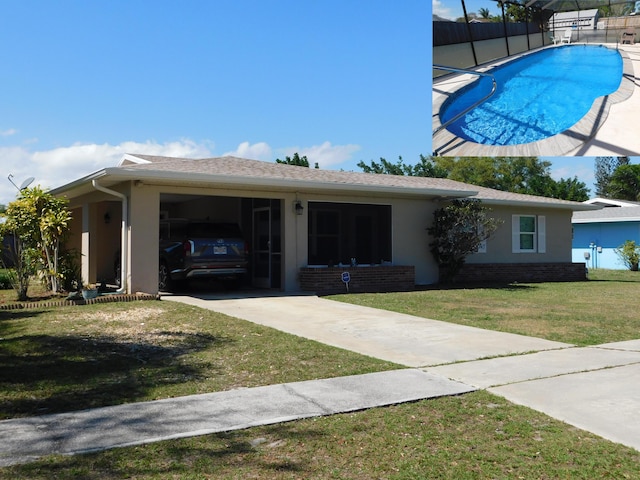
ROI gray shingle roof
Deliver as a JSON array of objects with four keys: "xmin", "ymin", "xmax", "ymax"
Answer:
[
  {"xmin": 119, "ymin": 154, "xmax": 594, "ymax": 210},
  {"xmin": 573, "ymin": 206, "xmax": 640, "ymax": 223},
  {"xmin": 123, "ymin": 154, "xmax": 478, "ymax": 192}
]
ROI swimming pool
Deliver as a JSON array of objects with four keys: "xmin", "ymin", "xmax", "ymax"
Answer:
[{"xmin": 439, "ymin": 45, "xmax": 623, "ymax": 147}]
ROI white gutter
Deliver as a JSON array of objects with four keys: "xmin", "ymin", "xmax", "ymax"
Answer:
[{"xmin": 92, "ymin": 180, "xmax": 128, "ymax": 294}]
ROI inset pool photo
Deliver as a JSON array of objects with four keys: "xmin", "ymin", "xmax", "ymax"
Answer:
[{"xmin": 432, "ymin": 0, "xmax": 640, "ymax": 156}]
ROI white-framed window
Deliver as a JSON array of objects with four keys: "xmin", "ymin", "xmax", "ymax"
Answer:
[{"xmin": 512, "ymin": 215, "xmax": 546, "ymax": 253}]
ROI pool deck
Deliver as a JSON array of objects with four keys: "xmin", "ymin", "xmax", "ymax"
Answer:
[{"xmin": 432, "ymin": 44, "xmax": 640, "ymax": 157}]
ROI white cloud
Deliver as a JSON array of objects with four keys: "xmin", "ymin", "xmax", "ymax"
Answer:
[
  {"xmin": 0, "ymin": 139, "xmax": 214, "ymax": 206},
  {"xmin": 0, "ymin": 138, "xmax": 362, "ymax": 206},
  {"xmin": 223, "ymin": 141, "xmax": 272, "ymax": 161},
  {"xmin": 0, "ymin": 129, "xmax": 17, "ymax": 137},
  {"xmin": 433, "ymin": 0, "xmax": 455, "ymax": 20},
  {"xmin": 281, "ymin": 141, "xmax": 361, "ymax": 168}
]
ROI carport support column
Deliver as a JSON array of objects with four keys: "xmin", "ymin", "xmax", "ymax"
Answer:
[
  {"xmin": 282, "ymin": 194, "xmax": 307, "ymax": 292},
  {"xmin": 127, "ymin": 184, "xmax": 160, "ymax": 294},
  {"xmin": 81, "ymin": 202, "xmax": 98, "ymax": 286}
]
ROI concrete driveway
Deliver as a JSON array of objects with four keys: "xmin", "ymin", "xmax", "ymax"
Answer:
[
  {"xmin": 166, "ymin": 293, "xmax": 640, "ymax": 452},
  {"xmin": 166, "ymin": 294, "xmax": 570, "ymax": 366}
]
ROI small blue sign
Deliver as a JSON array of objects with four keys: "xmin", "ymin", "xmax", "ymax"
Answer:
[{"xmin": 341, "ymin": 271, "xmax": 350, "ymax": 283}]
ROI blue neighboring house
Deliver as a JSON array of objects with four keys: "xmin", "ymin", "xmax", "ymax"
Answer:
[{"xmin": 572, "ymin": 198, "xmax": 640, "ymax": 270}]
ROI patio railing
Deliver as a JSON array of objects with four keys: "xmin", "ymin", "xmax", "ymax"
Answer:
[{"xmin": 432, "ymin": 64, "xmax": 497, "ymax": 138}]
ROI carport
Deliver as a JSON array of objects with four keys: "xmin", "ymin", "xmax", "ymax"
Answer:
[{"xmin": 53, "ymin": 155, "xmax": 303, "ymax": 294}]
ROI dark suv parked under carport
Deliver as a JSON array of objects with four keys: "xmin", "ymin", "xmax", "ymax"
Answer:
[
  {"xmin": 158, "ymin": 219, "xmax": 249, "ymax": 291},
  {"xmin": 115, "ymin": 219, "xmax": 249, "ymax": 291}
]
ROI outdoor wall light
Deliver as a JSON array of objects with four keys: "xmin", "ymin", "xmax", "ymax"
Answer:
[
  {"xmin": 294, "ymin": 200, "xmax": 304, "ymax": 215},
  {"xmin": 104, "ymin": 212, "xmax": 111, "ymax": 224}
]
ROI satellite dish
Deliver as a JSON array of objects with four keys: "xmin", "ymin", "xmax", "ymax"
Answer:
[
  {"xmin": 7, "ymin": 174, "xmax": 35, "ymax": 192},
  {"xmin": 20, "ymin": 177, "xmax": 35, "ymax": 190}
]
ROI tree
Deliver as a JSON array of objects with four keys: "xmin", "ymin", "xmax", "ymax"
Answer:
[
  {"xmin": 614, "ymin": 240, "xmax": 640, "ymax": 271},
  {"xmin": 357, "ymin": 156, "xmax": 409, "ymax": 175},
  {"xmin": 0, "ymin": 186, "xmax": 72, "ymax": 299},
  {"xmin": 594, "ymin": 157, "xmax": 630, "ymax": 198},
  {"xmin": 549, "ymin": 177, "xmax": 590, "ymax": 202},
  {"xmin": 608, "ymin": 164, "xmax": 640, "ymax": 201},
  {"xmin": 427, "ymin": 199, "xmax": 502, "ymax": 283},
  {"xmin": 436, "ymin": 157, "xmax": 551, "ymax": 193},
  {"xmin": 478, "ymin": 7, "xmax": 491, "ymax": 19},
  {"xmin": 357, "ymin": 155, "xmax": 448, "ymax": 178},
  {"xmin": 357, "ymin": 156, "xmax": 589, "ymax": 201},
  {"xmin": 505, "ymin": 3, "xmax": 528, "ymax": 22},
  {"xmin": 276, "ymin": 153, "xmax": 319, "ymax": 169}
]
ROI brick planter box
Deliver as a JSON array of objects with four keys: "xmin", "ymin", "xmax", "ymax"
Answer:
[
  {"xmin": 299, "ymin": 265, "xmax": 415, "ymax": 295},
  {"xmin": 451, "ymin": 262, "xmax": 588, "ymax": 284}
]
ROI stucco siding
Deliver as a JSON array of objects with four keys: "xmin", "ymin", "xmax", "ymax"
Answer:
[
  {"xmin": 128, "ymin": 186, "xmax": 160, "ymax": 294},
  {"xmin": 393, "ymin": 198, "xmax": 438, "ymax": 285},
  {"xmin": 465, "ymin": 206, "xmax": 573, "ymax": 264}
]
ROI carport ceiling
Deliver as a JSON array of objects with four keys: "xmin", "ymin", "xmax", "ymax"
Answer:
[{"xmin": 522, "ymin": 0, "xmax": 631, "ymax": 12}]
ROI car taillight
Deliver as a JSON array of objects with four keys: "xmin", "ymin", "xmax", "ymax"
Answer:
[
  {"xmin": 183, "ymin": 240, "xmax": 192, "ymax": 257},
  {"xmin": 244, "ymin": 240, "xmax": 250, "ymax": 257}
]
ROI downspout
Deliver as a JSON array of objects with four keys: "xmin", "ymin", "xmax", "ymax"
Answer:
[{"xmin": 92, "ymin": 180, "xmax": 128, "ymax": 294}]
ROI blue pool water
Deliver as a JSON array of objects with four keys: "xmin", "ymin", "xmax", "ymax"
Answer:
[{"xmin": 440, "ymin": 45, "xmax": 623, "ymax": 146}]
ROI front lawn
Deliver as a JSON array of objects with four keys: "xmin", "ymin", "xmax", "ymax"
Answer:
[
  {"xmin": 330, "ymin": 269, "xmax": 640, "ymax": 346},
  {"xmin": 2, "ymin": 270, "xmax": 640, "ymax": 477},
  {"xmin": 0, "ymin": 300, "xmax": 400, "ymax": 419},
  {"xmin": 3, "ymin": 390, "xmax": 640, "ymax": 479}
]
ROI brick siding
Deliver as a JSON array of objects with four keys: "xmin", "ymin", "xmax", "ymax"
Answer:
[
  {"xmin": 452, "ymin": 262, "xmax": 588, "ymax": 284},
  {"xmin": 299, "ymin": 266, "xmax": 415, "ymax": 295}
]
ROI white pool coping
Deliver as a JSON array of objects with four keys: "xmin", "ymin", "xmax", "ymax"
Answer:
[{"xmin": 432, "ymin": 44, "xmax": 640, "ymax": 156}]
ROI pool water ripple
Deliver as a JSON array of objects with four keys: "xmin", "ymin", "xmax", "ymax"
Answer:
[{"xmin": 440, "ymin": 45, "xmax": 623, "ymax": 146}]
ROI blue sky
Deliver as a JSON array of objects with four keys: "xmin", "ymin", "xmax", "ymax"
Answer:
[
  {"xmin": 0, "ymin": 1, "xmax": 635, "ymax": 206},
  {"xmin": 0, "ymin": 0, "xmax": 428, "ymax": 205},
  {"xmin": 433, "ymin": 0, "xmax": 503, "ymax": 20}
]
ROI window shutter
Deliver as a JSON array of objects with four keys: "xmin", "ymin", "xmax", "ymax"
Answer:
[
  {"xmin": 538, "ymin": 216, "xmax": 546, "ymax": 253},
  {"xmin": 512, "ymin": 215, "xmax": 520, "ymax": 253}
]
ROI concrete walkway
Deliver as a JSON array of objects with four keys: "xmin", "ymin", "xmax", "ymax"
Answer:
[
  {"xmin": 170, "ymin": 294, "xmax": 640, "ymax": 451},
  {"xmin": 2, "ymin": 293, "xmax": 640, "ymax": 465},
  {"xmin": 0, "ymin": 369, "xmax": 473, "ymax": 467}
]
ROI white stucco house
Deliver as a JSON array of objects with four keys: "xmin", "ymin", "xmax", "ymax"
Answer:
[{"xmin": 50, "ymin": 155, "xmax": 598, "ymax": 295}]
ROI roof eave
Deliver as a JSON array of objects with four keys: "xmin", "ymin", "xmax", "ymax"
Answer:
[
  {"xmin": 50, "ymin": 167, "xmax": 480, "ymax": 200},
  {"xmin": 476, "ymin": 197, "xmax": 601, "ymax": 211},
  {"xmin": 572, "ymin": 217, "xmax": 640, "ymax": 224}
]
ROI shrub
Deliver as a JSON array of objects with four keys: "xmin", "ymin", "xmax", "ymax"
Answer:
[
  {"xmin": 614, "ymin": 240, "xmax": 640, "ymax": 271},
  {"xmin": 0, "ymin": 269, "xmax": 12, "ymax": 289}
]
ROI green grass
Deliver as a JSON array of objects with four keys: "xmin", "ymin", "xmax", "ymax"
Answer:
[
  {"xmin": 3, "ymin": 390, "xmax": 640, "ymax": 479},
  {"xmin": 0, "ymin": 300, "xmax": 400, "ymax": 419},
  {"xmin": 329, "ymin": 269, "xmax": 640, "ymax": 346},
  {"xmin": 2, "ymin": 270, "xmax": 640, "ymax": 477}
]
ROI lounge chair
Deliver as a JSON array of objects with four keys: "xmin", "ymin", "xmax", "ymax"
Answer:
[
  {"xmin": 621, "ymin": 28, "xmax": 635, "ymax": 45},
  {"xmin": 560, "ymin": 29, "xmax": 572, "ymax": 44},
  {"xmin": 549, "ymin": 32, "xmax": 561, "ymax": 45}
]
